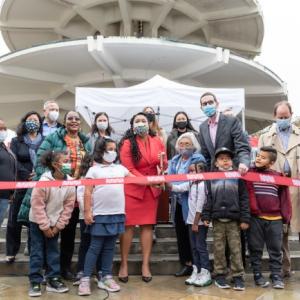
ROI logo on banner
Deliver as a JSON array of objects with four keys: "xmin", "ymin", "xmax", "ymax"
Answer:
[
  {"xmin": 147, "ymin": 176, "xmax": 165, "ymax": 182},
  {"xmin": 292, "ymin": 179, "xmax": 300, "ymax": 187},
  {"xmin": 224, "ymin": 172, "xmax": 240, "ymax": 178},
  {"xmin": 16, "ymin": 182, "xmax": 37, "ymax": 189},
  {"xmin": 187, "ymin": 174, "xmax": 204, "ymax": 180},
  {"xmin": 106, "ymin": 178, "xmax": 124, "ymax": 184},
  {"xmin": 259, "ymin": 174, "xmax": 275, "ymax": 183}
]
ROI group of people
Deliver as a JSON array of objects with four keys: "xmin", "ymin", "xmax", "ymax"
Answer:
[{"xmin": 0, "ymin": 93, "xmax": 298, "ymax": 297}]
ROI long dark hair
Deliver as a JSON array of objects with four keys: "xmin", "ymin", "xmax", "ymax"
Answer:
[
  {"xmin": 16, "ymin": 111, "xmax": 43, "ymax": 137},
  {"xmin": 172, "ymin": 111, "xmax": 196, "ymax": 131},
  {"xmin": 93, "ymin": 138, "xmax": 117, "ymax": 164},
  {"xmin": 90, "ymin": 112, "xmax": 114, "ymax": 136},
  {"xmin": 119, "ymin": 112, "xmax": 156, "ymax": 164}
]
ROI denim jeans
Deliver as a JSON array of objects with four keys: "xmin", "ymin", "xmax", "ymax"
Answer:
[
  {"xmin": 83, "ymin": 234, "xmax": 118, "ymax": 277},
  {"xmin": 77, "ymin": 220, "xmax": 101, "ymax": 273},
  {"xmin": 188, "ymin": 225, "xmax": 210, "ymax": 271},
  {"xmin": 0, "ymin": 198, "xmax": 9, "ymax": 227},
  {"xmin": 29, "ymin": 222, "xmax": 60, "ymax": 283}
]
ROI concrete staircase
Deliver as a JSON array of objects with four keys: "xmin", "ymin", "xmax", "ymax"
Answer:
[{"xmin": 0, "ymin": 223, "xmax": 299, "ymax": 276}]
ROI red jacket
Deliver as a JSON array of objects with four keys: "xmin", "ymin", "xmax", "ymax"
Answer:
[
  {"xmin": 120, "ymin": 135, "xmax": 167, "ymax": 200},
  {"xmin": 246, "ymin": 168, "xmax": 292, "ymax": 224}
]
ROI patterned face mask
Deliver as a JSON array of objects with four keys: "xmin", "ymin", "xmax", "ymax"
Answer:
[
  {"xmin": 25, "ymin": 120, "xmax": 40, "ymax": 133},
  {"xmin": 133, "ymin": 122, "xmax": 149, "ymax": 136}
]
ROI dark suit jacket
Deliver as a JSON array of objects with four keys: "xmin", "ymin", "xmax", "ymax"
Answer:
[{"xmin": 198, "ymin": 113, "xmax": 250, "ymax": 169}]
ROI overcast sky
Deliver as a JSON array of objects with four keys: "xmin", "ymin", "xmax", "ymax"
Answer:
[{"xmin": 0, "ymin": 0, "xmax": 298, "ymax": 115}]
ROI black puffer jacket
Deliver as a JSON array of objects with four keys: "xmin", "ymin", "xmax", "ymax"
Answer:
[
  {"xmin": 202, "ymin": 177, "xmax": 250, "ymax": 224},
  {"xmin": 0, "ymin": 143, "xmax": 17, "ymax": 199}
]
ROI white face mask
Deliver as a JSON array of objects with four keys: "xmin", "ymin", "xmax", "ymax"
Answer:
[
  {"xmin": 103, "ymin": 150, "xmax": 117, "ymax": 163},
  {"xmin": 97, "ymin": 121, "xmax": 108, "ymax": 131},
  {"xmin": 48, "ymin": 111, "xmax": 59, "ymax": 122},
  {"xmin": 0, "ymin": 130, "xmax": 8, "ymax": 142}
]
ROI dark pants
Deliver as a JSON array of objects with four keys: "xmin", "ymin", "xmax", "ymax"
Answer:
[
  {"xmin": 60, "ymin": 206, "xmax": 79, "ymax": 272},
  {"xmin": 83, "ymin": 234, "xmax": 118, "ymax": 277},
  {"xmin": 29, "ymin": 222, "xmax": 60, "ymax": 283},
  {"xmin": 77, "ymin": 220, "xmax": 101, "ymax": 273},
  {"xmin": 174, "ymin": 203, "xmax": 192, "ymax": 265},
  {"xmin": 248, "ymin": 217, "xmax": 283, "ymax": 276},
  {"xmin": 188, "ymin": 225, "xmax": 210, "ymax": 271},
  {"xmin": 6, "ymin": 190, "xmax": 27, "ymax": 256}
]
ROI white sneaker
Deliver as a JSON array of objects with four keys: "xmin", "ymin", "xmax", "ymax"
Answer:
[
  {"xmin": 194, "ymin": 268, "xmax": 212, "ymax": 287},
  {"xmin": 185, "ymin": 265, "xmax": 198, "ymax": 285}
]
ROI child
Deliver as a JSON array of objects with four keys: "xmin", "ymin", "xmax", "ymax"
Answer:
[
  {"xmin": 202, "ymin": 147, "xmax": 250, "ymax": 291},
  {"xmin": 246, "ymin": 146, "xmax": 291, "ymax": 289},
  {"xmin": 28, "ymin": 150, "xmax": 75, "ymax": 297},
  {"xmin": 168, "ymin": 159, "xmax": 212, "ymax": 287},
  {"xmin": 74, "ymin": 154, "xmax": 101, "ymax": 285},
  {"xmin": 78, "ymin": 138, "xmax": 133, "ymax": 296}
]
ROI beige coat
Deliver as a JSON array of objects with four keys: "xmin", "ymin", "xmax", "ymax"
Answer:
[{"xmin": 258, "ymin": 123, "xmax": 300, "ymax": 232}]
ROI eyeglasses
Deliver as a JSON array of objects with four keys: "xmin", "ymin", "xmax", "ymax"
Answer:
[
  {"xmin": 67, "ymin": 116, "xmax": 80, "ymax": 121},
  {"xmin": 201, "ymin": 100, "xmax": 215, "ymax": 107}
]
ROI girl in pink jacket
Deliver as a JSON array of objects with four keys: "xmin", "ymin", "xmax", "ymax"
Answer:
[{"xmin": 28, "ymin": 150, "xmax": 75, "ymax": 297}]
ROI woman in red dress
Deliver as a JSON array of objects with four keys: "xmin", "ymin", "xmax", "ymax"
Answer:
[{"xmin": 118, "ymin": 112, "xmax": 167, "ymax": 282}]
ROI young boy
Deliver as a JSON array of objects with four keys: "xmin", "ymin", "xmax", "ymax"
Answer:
[
  {"xmin": 201, "ymin": 147, "xmax": 250, "ymax": 291},
  {"xmin": 168, "ymin": 159, "xmax": 211, "ymax": 287},
  {"xmin": 246, "ymin": 146, "xmax": 291, "ymax": 289}
]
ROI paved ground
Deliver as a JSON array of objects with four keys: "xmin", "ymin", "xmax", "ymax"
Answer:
[{"xmin": 1, "ymin": 274, "xmax": 300, "ymax": 300}]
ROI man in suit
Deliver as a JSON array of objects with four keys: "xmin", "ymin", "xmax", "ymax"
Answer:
[
  {"xmin": 198, "ymin": 92, "xmax": 250, "ymax": 174},
  {"xmin": 258, "ymin": 100, "xmax": 300, "ymax": 277}
]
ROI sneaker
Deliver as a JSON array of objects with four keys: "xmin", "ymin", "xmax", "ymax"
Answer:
[
  {"xmin": 94, "ymin": 271, "xmax": 102, "ymax": 283},
  {"xmin": 5, "ymin": 256, "xmax": 15, "ymax": 264},
  {"xmin": 194, "ymin": 268, "xmax": 212, "ymax": 287},
  {"xmin": 271, "ymin": 274, "xmax": 284, "ymax": 289},
  {"xmin": 233, "ymin": 276, "xmax": 245, "ymax": 291},
  {"xmin": 215, "ymin": 276, "xmax": 230, "ymax": 289},
  {"xmin": 98, "ymin": 275, "xmax": 121, "ymax": 292},
  {"xmin": 78, "ymin": 277, "xmax": 91, "ymax": 296},
  {"xmin": 73, "ymin": 271, "xmax": 84, "ymax": 286},
  {"xmin": 254, "ymin": 273, "xmax": 269, "ymax": 288},
  {"xmin": 185, "ymin": 265, "xmax": 198, "ymax": 285},
  {"xmin": 28, "ymin": 282, "xmax": 42, "ymax": 297},
  {"xmin": 46, "ymin": 277, "xmax": 69, "ymax": 293}
]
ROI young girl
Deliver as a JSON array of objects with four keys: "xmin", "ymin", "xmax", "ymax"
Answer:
[
  {"xmin": 78, "ymin": 138, "xmax": 133, "ymax": 296},
  {"xmin": 168, "ymin": 158, "xmax": 211, "ymax": 287},
  {"xmin": 28, "ymin": 150, "xmax": 75, "ymax": 297}
]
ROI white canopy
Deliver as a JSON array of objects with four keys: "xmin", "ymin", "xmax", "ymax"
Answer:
[{"xmin": 76, "ymin": 75, "xmax": 245, "ymax": 137}]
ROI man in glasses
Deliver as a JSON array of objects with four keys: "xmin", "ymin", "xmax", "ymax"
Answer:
[{"xmin": 198, "ymin": 92, "xmax": 250, "ymax": 174}]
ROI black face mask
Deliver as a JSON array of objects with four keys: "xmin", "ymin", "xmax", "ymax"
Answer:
[
  {"xmin": 145, "ymin": 113, "xmax": 155, "ymax": 123},
  {"xmin": 176, "ymin": 121, "xmax": 187, "ymax": 129}
]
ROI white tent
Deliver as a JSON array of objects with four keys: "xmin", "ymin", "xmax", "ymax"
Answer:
[{"xmin": 76, "ymin": 75, "xmax": 245, "ymax": 138}]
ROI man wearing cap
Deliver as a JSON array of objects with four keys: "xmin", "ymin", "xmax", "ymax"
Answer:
[
  {"xmin": 258, "ymin": 100, "xmax": 300, "ymax": 277},
  {"xmin": 198, "ymin": 92, "xmax": 250, "ymax": 173},
  {"xmin": 42, "ymin": 100, "xmax": 62, "ymax": 137}
]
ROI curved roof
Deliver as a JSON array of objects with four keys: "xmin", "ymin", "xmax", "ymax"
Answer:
[
  {"xmin": 0, "ymin": 0, "xmax": 264, "ymax": 57},
  {"xmin": 0, "ymin": 37, "xmax": 285, "ymax": 129}
]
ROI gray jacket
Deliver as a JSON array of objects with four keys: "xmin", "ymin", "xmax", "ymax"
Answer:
[{"xmin": 198, "ymin": 113, "xmax": 250, "ymax": 169}]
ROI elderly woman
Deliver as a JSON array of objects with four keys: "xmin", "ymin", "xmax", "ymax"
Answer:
[
  {"xmin": 118, "ymin": 112, "xmax": 167, "ymax": 283},
  {"xmin": 18, "ymin": 110, "xmax": 91, "ymax": 280},
  {"xmin": 0, "ymin": 118, "xmax": 17, "ymax": 227},
  {"xmin": 168, "ymin": 132, "xmax": 205, "ymax": 277}
]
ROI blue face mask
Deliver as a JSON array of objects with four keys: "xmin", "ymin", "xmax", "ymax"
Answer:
[
  {"xmin": 202, "ymin": 105, "xmax": 217, "ymax": 117},
  {"xmin": 179, "ymin": 148, "xmax": 194, "ymax": 158},
  {"xmin": 276, "ymin": 118, "xmax": 291, "ymax": 131}
]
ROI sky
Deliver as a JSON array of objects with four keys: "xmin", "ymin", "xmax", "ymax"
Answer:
[{"xmin": 0, "ymin": 0, "xmax": 299, "ymax": 115}]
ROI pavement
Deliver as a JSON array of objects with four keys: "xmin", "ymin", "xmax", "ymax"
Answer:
[{"xmin": 1, "ymin": 274, "xmax": 300, "ymax": 300}]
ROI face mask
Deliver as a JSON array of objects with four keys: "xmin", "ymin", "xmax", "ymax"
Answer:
[
  {"xmin": 25, "ymin": 120, "xmax": 40, "ymax": 133},
  {"xmin": 179, "ymin": 148, "xmax": 194, "ymax": 157},
  {"xmin": 203, "ymin": 105, "xmax": 217, "ymax": 118},
  {"xmin": 48, "ymin": 111, "xmax": 59, "ymax": 122},
  {"xmin": 0, "ymin": 130, "xmax": 8, "ymax": 142},
  {"xmin": 133, "ymin": 122, "xmax": 149, "ymax": 136},
  {"xmin": 145, "ymin": 113, "xmax": 155, "ymax": 123},
  {"xmin": 103, "ymin": 150, "xmax": 117, "ymax": 163},
  {"xmin": 276, "ymin": 118, "xmax": 291, "ymax": 131},
  {"xmin": 176, "ymin": 121, "xmax": 187, "ymax": 129},
  {"xmin": 60, "ymin": 163, "xmax": 72, "ymax": 175},
  {"xmin": 96, "ymin": 121, "xmax": 108, "ymax": 131}
]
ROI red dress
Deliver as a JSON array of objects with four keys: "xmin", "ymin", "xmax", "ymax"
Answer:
[{"xmin": 120, "ymin": 135, "xmax": 168, "ymax": 225}]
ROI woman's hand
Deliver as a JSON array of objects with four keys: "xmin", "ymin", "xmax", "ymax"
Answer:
[
  {"xmin": 84, "ymin": 211, "xmax": 94, "ymax": 225},
  {"xmin": 203, "ymin": 220, "xmax": 210, "ymax": 227},
  {"xmin": 240, "ymin": 222, "xmax": 249, "ymax": 230},
  {"xmin": 28, "ymin": 172, "xmax": 36, "ymax": 181},
  {"xmin": 43, "ymin": 228, "xmax": 54, "ymax": 238}
]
